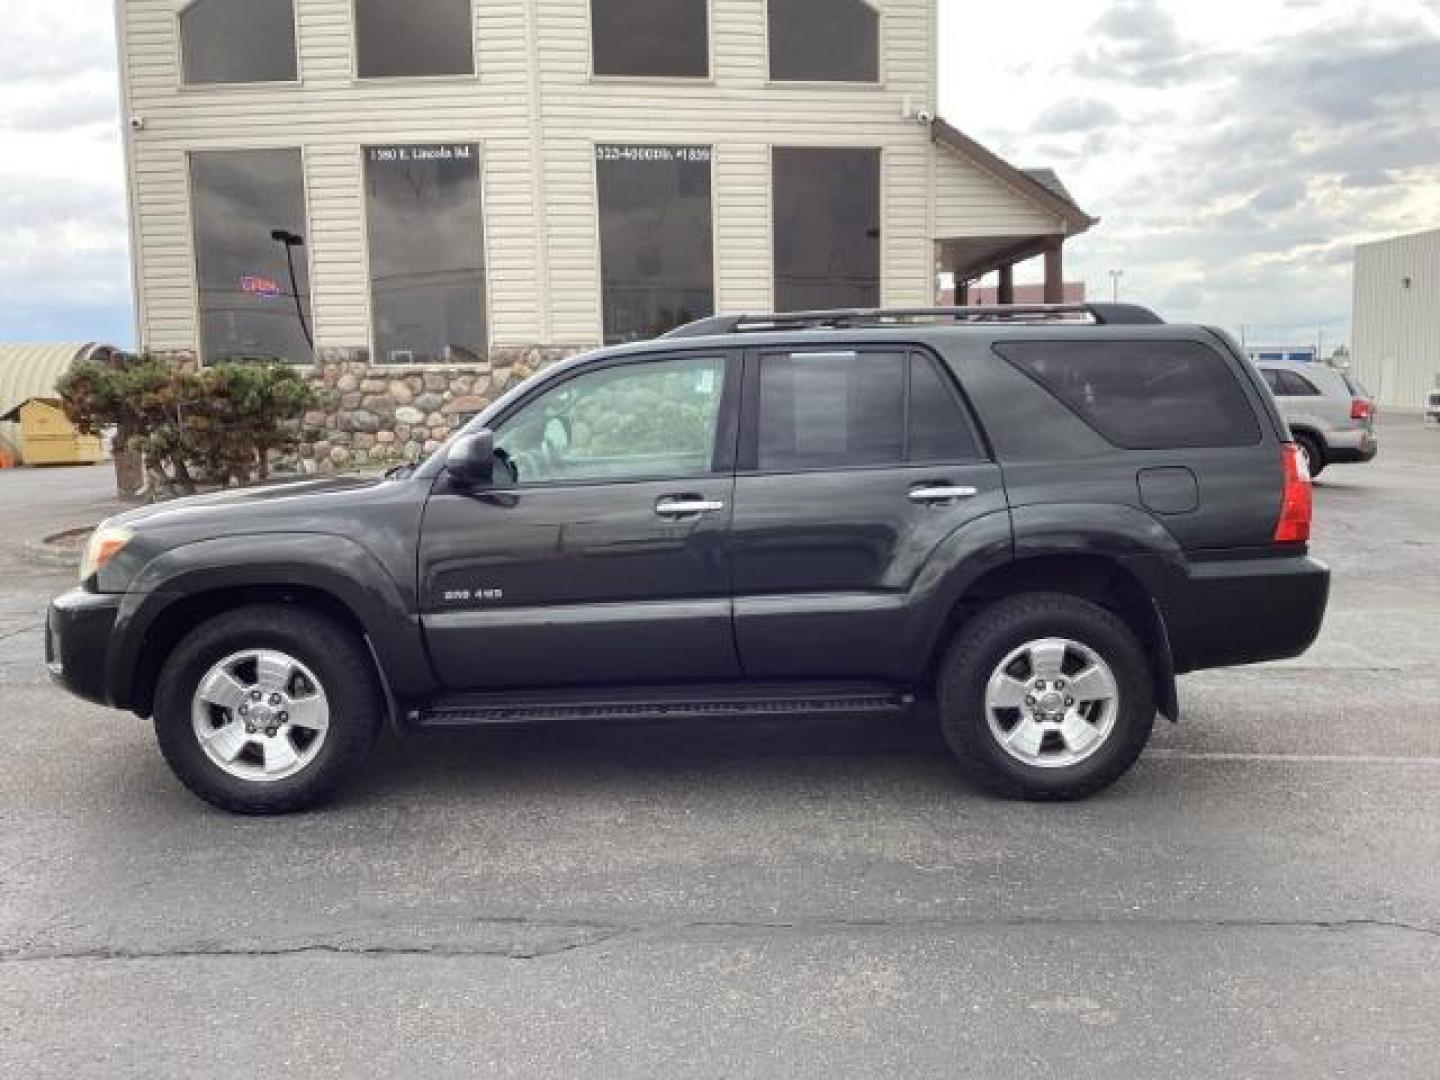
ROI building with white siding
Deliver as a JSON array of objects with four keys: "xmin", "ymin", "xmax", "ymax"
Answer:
[
  {"xmin": 116, "ymin": 0, "xmax": 1095, "ymax": 463},
  {"xmin": 1351, "ymin": 227, "xmax": 1440, "ymax": 409}
]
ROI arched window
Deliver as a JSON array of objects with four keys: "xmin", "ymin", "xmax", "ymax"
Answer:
[
  {"xmin": 768, "ymin": 0, "xmax": 879, "ymax": 83},
  {"xmin": 180, "ymin": 0, "xmax": 298, "ymax": 85}
]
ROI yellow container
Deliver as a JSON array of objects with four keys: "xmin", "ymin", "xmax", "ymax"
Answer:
[{"xmin": 1, "ymin": 399, "xmax": 103, "ymax": 466}]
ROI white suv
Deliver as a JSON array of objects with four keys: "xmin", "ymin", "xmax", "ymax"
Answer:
[{"xmin": 1256, "ymin": 361, "xmax": 1378, "ymax": 477}]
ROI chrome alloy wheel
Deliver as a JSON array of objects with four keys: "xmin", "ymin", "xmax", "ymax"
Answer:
[
  {"xmin": 983, "ymin": 637, "xmax": 1120, "ymax": 769},
  {"xmin": 190, "ymin": 649, "xmax": 330, "ymax": 782}
]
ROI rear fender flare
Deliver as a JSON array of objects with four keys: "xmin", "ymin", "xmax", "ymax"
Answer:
[{"xmin": 923, "ymin": 503, "xmax": 1186, "ymax": 719}]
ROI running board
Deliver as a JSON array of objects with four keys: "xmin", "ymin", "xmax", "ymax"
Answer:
[{"xmin": 416, "ymin": 683, "xmax": 913, "ymax": 728}]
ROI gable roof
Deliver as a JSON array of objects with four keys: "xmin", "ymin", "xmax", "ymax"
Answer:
[{"xmin": 931, "ymin": 118, "xmax": 1098, "ymax": 236}]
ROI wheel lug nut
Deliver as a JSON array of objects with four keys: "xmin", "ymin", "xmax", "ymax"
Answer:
[
  {"xmin": 269, "ymin": 694, "xmax": 282, "ymax": 706},
  {"xmin": 251, "ymin": 690, "xmax": 262, "ymax": 701},
  {"xmin": 279, "ymin": 712, "xmax": 289, "ymax": 723},
  {"xmin": 1066, "ymin": 697, "xmax": 1075, "ymax": 707},
  {"xmin": 1025, "ymin": 695, "xmax": 1036, "ymax": 706},
  {"xmin": 1055, "ymin": 680, "xmax": 1066, "ymax": 690},
  {"xmin": 239, "ymin": 703, "xmax": 249, "ymax": 715}
]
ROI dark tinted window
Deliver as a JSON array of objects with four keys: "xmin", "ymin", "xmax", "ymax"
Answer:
[
  {"xmin": 365, "ymin": 144, "xmax": 486, "ymax": 364},
  {"xmin": 181, "ymin": 0, "xmax": 297, "ymax": 85},
  {"xmin": 909, "ymin": 355, "xmax": 981, "ymax": 462},
  {"xmin": 768, "ymin": 0, "xmax": 879, "ymax": 82},
  {"xmin": 591, "ymin": 0, "xmax": 708, "ymax": 77},
  {"xmin": 356, "ymin": 0, "xmax": 473, "ymax": 78},
  {"xmin": 996, "ymin": 340, "xmax": 1261, "ymax": 449},
  {"xmin": 759, "ymin": 351, "xmax": 904, "ymax": 470},
  {"xmin": 190, "ymin": 149, "xmax": 312, "ymax": 364},
  {"xmin": 1277, "ymin": 370, "xmax": 1321, "ymax": 396},
  {"xmin": 773, "ymin": 147, "xmax": 880, "ymax": 312},
  {"xmin": 597, "ymin": 145, "xmax": 714, "ymax": 344},
  {"xmin": 1260, "ymin": 368, "xmax": 1282, "ymax": 393}
]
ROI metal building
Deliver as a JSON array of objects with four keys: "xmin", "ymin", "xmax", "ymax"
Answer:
[{"xmin": 1351, "ymin": 227, "xmax": 1440, "ymax": 409}]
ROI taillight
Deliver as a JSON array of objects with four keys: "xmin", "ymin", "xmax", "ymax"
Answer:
[
  {"xmin": 1274, "ymin": 443, "xmax": 1313, "ymax": 544},
  {"xmin": 1350, "ymin": 398, "xmax": 1371, "ymax": 421}
]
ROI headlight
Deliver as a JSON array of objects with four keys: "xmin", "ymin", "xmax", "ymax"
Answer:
[{"xmin": 80, "ymin": 525, "xmax": 134, "ymax": 584}]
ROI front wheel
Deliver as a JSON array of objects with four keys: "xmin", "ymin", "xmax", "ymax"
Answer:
[
  {"xmin": 153, "ymin": 605, "xmax": 381, "ymax": 814},
  {"xmin": 938, "ymin": 593, "xmax": 1155, "ymax": 801}
]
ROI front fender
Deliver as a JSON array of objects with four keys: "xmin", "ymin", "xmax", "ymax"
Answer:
[{"xmin": 106, "ymin": 532, "xmax": 436, "ymax": 708}]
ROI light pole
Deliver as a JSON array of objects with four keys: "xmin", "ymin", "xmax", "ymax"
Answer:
[
  {"xmin": 1108, "ymin": 269, "xmax": 1125, "ymax": 303},
  {"xmin": 270, "ymin": 229, "xmax": 313, "ymax": 349}
]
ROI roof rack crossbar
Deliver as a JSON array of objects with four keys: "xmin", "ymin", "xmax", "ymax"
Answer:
[{"xmin": 663, "ymin": 303, "xmax": 1162, "ymax": 338}]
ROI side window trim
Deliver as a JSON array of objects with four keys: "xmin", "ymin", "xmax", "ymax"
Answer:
[{"xmin": 488, "ymin": 350, "xmax": 740, "ymax": 489}]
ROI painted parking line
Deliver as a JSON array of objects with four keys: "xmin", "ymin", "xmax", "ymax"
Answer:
[{"xmin": 1148, "ymin": 750, "xmax": 1440, "ymax": 766}]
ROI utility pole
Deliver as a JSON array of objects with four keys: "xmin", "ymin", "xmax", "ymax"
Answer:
[{"xmin": 1108, "ymin": 269, "xmax": 1124, "ymax": 303}]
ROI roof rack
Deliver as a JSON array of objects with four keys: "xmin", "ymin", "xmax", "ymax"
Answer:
[{"xmin": 662, "ymin": 302, "xmax": 1164, "ymax": 339}]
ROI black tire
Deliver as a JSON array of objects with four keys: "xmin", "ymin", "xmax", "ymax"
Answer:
[
  {"xmin": 153, "ymin": 605, "xmax": 381, "ymax": 814},
  {"xmin": 937, "ymin": 593, "xmax": 1155, "ymax": 801},
  {"xmin": 1295, "ymin": 432, "xmax": 1326, "ymax": 478}
]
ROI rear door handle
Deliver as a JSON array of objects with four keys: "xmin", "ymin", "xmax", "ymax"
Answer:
[
  {"xmin": 656, "ymin": 496, "xmax": 726, "ymax": 518},
  {"xmin": 908, "ymin": 484, "xmax": 980, "ymax": 505}
]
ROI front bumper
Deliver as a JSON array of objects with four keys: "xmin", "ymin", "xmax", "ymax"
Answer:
[
  {"xmin": 1163, "ymin": 555, "xmax": 1331, "ymax": 673},
  {"xmin": 47, "ymin": 588, "xmax": 123, "ymax": 707}
]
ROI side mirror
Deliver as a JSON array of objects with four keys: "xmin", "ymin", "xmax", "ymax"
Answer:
[{"xmin": 445, "ymin": 430, "xmax": 496, "ymax": 486}]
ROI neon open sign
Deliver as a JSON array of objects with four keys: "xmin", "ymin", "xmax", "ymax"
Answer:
[{"xmin": 240, "ymin": 274, "xmax": 284, "ymax": 298}]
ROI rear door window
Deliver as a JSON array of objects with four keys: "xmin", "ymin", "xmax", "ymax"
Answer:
[
  {"xmin": 995, "ymin": 340, "xmax": 1261, "ymax": 450},
  {"xmin": 756, "ymin": 350, "xmax": 982, "ymax": 471},
  {"xmin": 1276, "ymin": 370, "xmax": 1321, "ymax": 396},
  {"xmin": 758, "ymin": 350, "xmax": 905, "ymax": 470}
]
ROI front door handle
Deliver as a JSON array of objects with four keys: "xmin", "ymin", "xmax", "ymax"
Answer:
[
  {"xmin": 908, "ymin": 484, "xmax": 980, "ymax": 505},
  {"xmin": 656, "ymin": 496, "xmax": 726, "ymax": 518}
]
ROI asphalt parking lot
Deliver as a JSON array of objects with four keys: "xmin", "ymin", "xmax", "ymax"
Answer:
[{"xmin": 2, "ymin": 416, "xmax": 1438, "ymax": 1078}]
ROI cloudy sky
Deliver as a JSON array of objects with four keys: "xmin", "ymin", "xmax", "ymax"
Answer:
[
  {"xmin": 940, "ymin": 0, "xmax": 1440, "ymax": 348},
  {"xmin": 0, "ymin": 0, "xmax": 1437, "ymax": 349}
]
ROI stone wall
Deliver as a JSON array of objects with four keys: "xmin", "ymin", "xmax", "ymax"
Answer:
[
  {"xmin": 299, "ymin": 346, "xmax": 585, "ymax": 473},
  {"xmin": 145, "ymin": 345, "xmax": 590, "ymax": 474}
]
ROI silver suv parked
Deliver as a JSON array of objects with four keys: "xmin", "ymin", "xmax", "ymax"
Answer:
[{"xmin": 1256, "ymin": 360, "xmax": 1377, "ymax": 477}]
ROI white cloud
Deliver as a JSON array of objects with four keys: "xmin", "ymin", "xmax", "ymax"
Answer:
[{"xmin": 939, "ymin": 0, "xmax": 1440, "ymax": 345}]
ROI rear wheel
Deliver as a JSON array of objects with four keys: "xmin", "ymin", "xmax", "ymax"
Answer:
[
  {"xmin": 937, "ymin": 593, "xmax": 1155, "ymax": 800},
  {"xmin": 1294, "ymin": 432, "xmax": 1325, "ymax": 478},
  {"xmin": 153, "ymin": 605, "xmax": 381, "ymax": 814}
]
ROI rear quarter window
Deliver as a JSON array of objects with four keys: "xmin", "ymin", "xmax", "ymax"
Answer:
[{"xmin": 994, "ymin": 340, "xmax": 1262, "ymax": 450}]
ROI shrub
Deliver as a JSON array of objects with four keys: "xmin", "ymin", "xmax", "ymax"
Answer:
[{"xmin": 59, "ymin": 356, "xmax": 316, "ymax": 498}]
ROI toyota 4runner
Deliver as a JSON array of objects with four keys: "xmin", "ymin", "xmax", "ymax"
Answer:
[{"xmin": 47, "ymin": 303, "xmax": 1329, "ymax": 813}]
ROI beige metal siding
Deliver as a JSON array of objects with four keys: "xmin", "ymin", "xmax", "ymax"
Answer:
[
  {"xmin": 1351, "ymin": 228, "xmax": 1440, "ymax": 409},
  {"xmin": 932, "ymin": 142, "xmax": 1064, "ymax": 238},
  {"xmin": 122, "ymin": 0, "xmax": 942, "ymax": 354}
]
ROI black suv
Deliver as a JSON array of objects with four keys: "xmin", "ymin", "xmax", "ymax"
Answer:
[{"xmin": 47, "ymin": 304, "xmax": 1328, "ymax": 813}]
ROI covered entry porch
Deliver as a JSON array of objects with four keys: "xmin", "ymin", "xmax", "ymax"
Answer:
[{"xmin": 930, "ymin": 119, "xmax": 1098, "ymax": 306}]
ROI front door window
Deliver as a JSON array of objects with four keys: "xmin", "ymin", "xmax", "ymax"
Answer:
[{"xmin": 494, "ymin": 355, "xmax": 727, "ymax": 485}]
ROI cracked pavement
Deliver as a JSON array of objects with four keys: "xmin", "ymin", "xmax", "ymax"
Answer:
[{"xmin": 2, "ymin": 418, "xmax": 1439, "ymax": 1078}]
